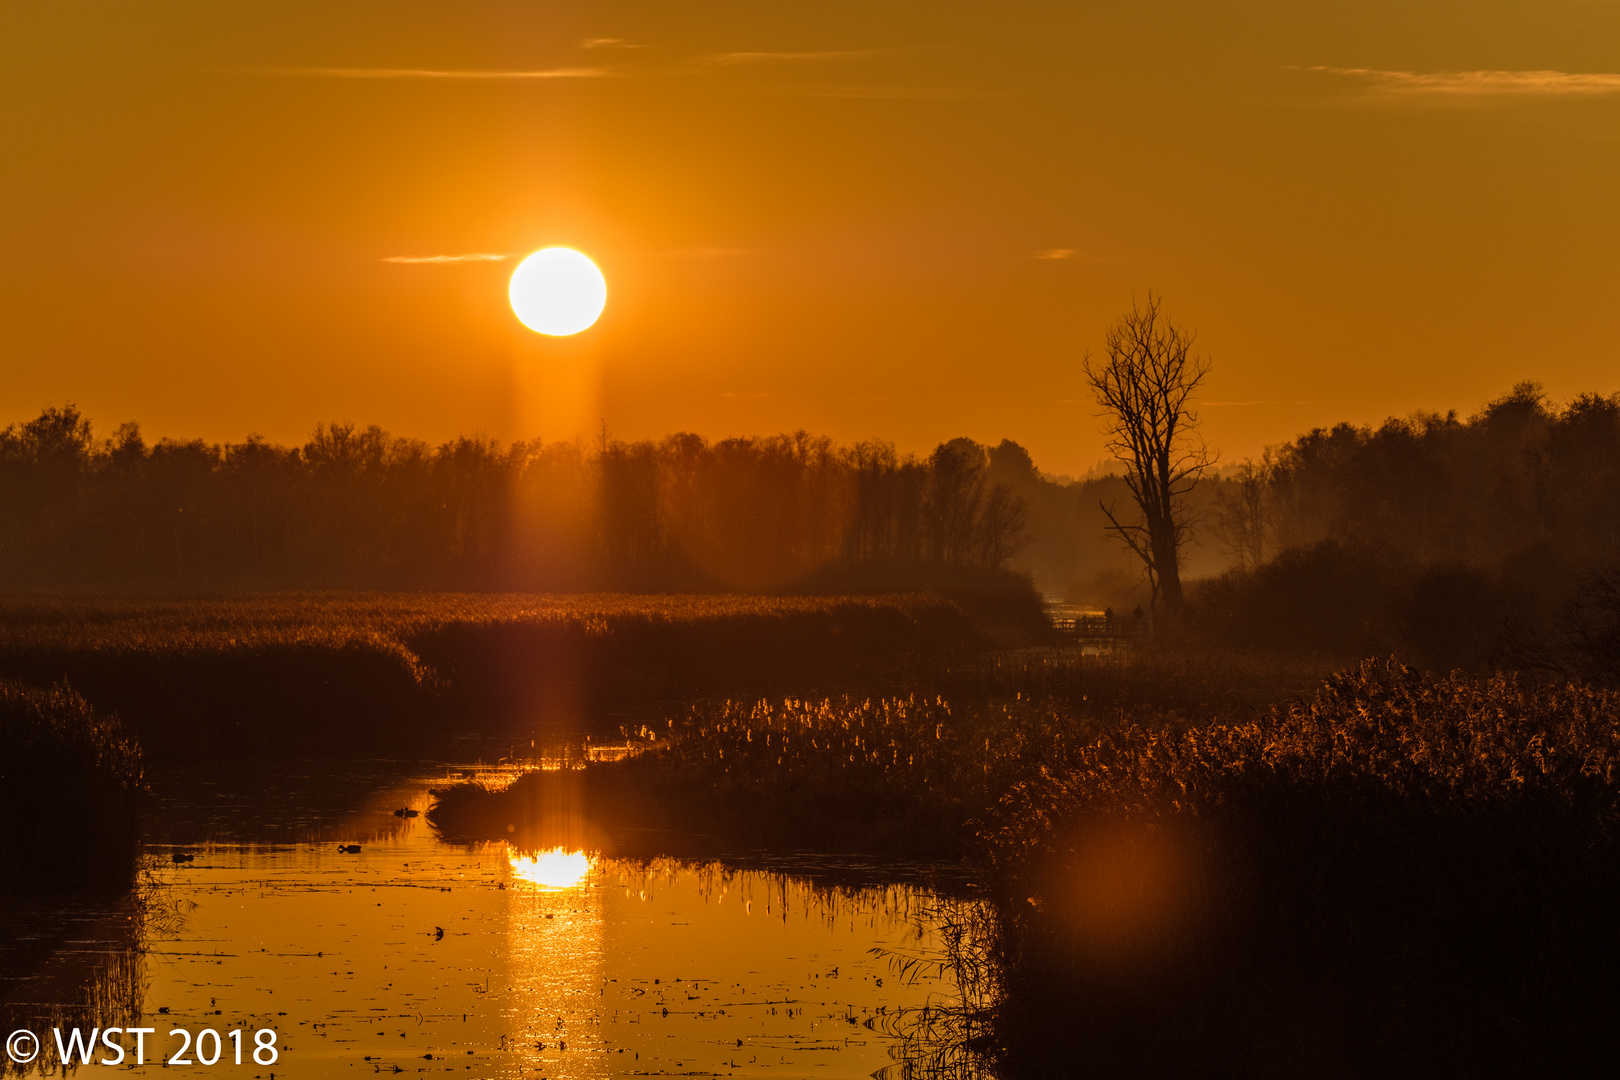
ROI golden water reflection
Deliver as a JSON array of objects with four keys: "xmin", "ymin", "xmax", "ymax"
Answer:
[
  {"xmin": 509, "ymin": 846, "xmax": 593, "ymax": 889},
  {"xmin": 31, "ymin": 760, "xmax": 973, "ymax": 1078}
]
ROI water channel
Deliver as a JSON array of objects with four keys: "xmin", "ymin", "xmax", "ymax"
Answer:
[{"xmin": 3, "ymin": 750, "xmax": 973, "ymax": 1078}]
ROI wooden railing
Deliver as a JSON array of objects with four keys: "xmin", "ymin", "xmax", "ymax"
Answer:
[{"xmin": 1050, "ymin": 614, "xmax": 1150, "ymax": 638}]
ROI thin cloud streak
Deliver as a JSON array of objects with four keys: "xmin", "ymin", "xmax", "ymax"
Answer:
[
  {"xmin": 703, "ymin": 49, "xmax": 893, "ymax": 66},
  {"xmin": 382, "ymin": 253, "xmax": 515, "ymax": 264},
  {"xmin": 266, "ymin": 66, "xmax": 611, "ymax": 81},
  {"xmin": 1310, "ymin": 65, "xmax": 1620, "ymax": 97},
  {"xmin": 1034, "ymin": 249, "xmax": 1075, "ymax": 260},
  {"xmin": 1203, "ymin": 400, "xmax": 1312, "ymax": 407},
  {"xmin": 254, "ymin": 51, "xmax": 984, "ymax": 101},
  {"xmin": 580, "ymin": 38, "xmax": 644, "ymax": 50}
]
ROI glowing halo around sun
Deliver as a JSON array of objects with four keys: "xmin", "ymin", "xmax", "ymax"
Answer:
[{"xmin": 508, "ymin": 247, "xmax": 607, "ymax": 335}]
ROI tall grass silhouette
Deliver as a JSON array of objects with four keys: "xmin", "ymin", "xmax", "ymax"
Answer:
[{"xmin": 0, "ymin": 679, "xmax": 143, "ymax": 893}]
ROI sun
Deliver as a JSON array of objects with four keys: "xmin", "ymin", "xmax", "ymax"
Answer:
[{"xmin": 508, "ymin": 247, "xmax": 607, "ymax": 336}]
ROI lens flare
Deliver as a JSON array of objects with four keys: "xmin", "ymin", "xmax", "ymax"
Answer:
[{"xmin": 508, "ymin": 846, "xmax": 592, "ymax": 889}]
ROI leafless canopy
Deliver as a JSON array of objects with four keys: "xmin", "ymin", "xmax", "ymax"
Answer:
[{"xmin": 1084, "ymin": 293, "xmax": 1214, "ymax": 611}]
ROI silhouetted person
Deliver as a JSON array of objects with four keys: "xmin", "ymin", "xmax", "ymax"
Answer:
[{"xmin": 1104, "ymin": 607, "xmax": 1115, "ymax": 633}]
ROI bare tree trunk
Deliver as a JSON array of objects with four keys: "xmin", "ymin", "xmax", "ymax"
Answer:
[{"xmin": 1085, "ymin": 294, "xmax": 1214, "ymax": 613}]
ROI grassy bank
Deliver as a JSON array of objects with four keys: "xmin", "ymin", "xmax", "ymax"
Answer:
[
  {"xmin": 975, "ymin": 661, "xmax": 1620, "ymax": 1076},
  {"xmin": 0, "ymin": 680, "xmax": 144, "ymax": 894},
  {"xmin": 0, "ymin": 593, "xmax": 981, "ymax": 757}
]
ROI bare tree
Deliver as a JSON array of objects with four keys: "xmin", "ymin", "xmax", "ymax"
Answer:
[{"xmin": 1085, "ymin": 294, "xmax": 1214, "ymax": 612}]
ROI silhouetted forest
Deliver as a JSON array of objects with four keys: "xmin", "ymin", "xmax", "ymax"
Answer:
[
  {"xmin": 0, "ymin": 406, "xmax": 1033, "ymax": 591},
  {"xmin": 8, "ymin": 382, "xmax": 1616, "ymax": 668},
  {"xmin": 1194, "ymin": 383, "xmax": 1620, "ymax": 676}
]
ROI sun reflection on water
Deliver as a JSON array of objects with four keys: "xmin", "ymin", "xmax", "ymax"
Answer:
[{"xmin": 508, "ymin": 846, "xmax": 593, "ymax": 888}]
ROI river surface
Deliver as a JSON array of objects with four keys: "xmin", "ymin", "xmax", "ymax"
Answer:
[{"xmin": 2, "ymin": 749, "xmax": 972, "ymax": 1078}]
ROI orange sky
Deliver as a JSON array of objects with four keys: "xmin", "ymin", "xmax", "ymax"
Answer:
[{"xmin": 3, "ymin": 1, "xmax": 1617, "ymax": 476}]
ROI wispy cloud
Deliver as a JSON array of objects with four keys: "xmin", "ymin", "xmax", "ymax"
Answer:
[
  {"xmin": 1307, "ymin": 65, "xmax": 1620, "ymax": 98},
  {"xmin": 1034, "ymin": 248, "xmax": 1075, "ymax": 260},
  {"xmin": 251, "ymin": 47, "xmax": 985, "ymax": 102},
  {"xmin": 1203, "ymin": 399, "xmax": 1312, "ymax": 407},
  {"xmin": 704, "ymin": 49, "xmax": 892, "ymax": 66},
  {"xmin": 267, "ymin": 67, "xmax": 611, "ymax": 81},
  {"xmin": 382, "ymin": 253, "xmax": 515, "ymax": 264}
]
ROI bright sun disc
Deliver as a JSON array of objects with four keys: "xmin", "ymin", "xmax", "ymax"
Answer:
[
  {"xmin": 508, "ymin": 247, "xmax": 606, "ymax": 336},
  {"xmin": 508, "ymin": 847, "xmax": 593, "ymax": 889}
]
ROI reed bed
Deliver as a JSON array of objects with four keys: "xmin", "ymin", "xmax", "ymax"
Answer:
[
  {"xmin": 0, "ymin": 592, "xmax": 964, "ymax": 650},
  {"xmin": 430, "ymin": 648, "xmax": 1335, "ymax": 855},
  {"xmin": 0, "ymin": 592, "xmax": 977, "ymax": 757},
  {"xmin": 974, "ymin": 660, "xmax": 1620, "ymax": 1076},
  {"xmin": 0, "ymin": 679, "xmax": 144, "ymax": 893},
  {"xmin": 930, "ymin": 645, "xmax": 1333, "ymax": 725},
  {"xmin": 0, "ymin": 881, "xmax": 167, "ymax": 1075},
  {"xmin": 431, "ymin": 691, "xmax": 1109, "ymax": 856}
]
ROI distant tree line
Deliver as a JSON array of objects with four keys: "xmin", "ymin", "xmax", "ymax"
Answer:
[
  {"xmin": 1198, "ymin": 383, "xmax": 1620, "ymax": 676},
  {"xmin": 1215, "ymin": 382, "xmax": 1620, "ymax": 571},
  {"xmin": 0, "ymin": 406, "xmax": 1030, "ymax": 590}
]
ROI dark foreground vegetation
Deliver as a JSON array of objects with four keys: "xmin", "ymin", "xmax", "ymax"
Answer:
[
  {"xmin": 0, "ymin": 592, "xmax": 1003, "ymax": 758},
  {"xmin": 977, "ymin": 660, "xmax": 1620, "ymax": 1076},
  {"xmin": 0, "ymin": 679, "xmax": 143, "ymax": 894},
  {"xmin": 435, "ymin": 659, "xmax": 1620, "ymax": 1074}
]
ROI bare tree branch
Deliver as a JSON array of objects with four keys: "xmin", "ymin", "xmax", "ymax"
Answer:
[{"xmin": 1084, "ymin": 293, "xmax": 1215, "ymax": 611}]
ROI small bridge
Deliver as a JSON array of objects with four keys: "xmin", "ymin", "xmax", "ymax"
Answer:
[
  {"xmin": 1045, "ymin": 606, "xmax": 1152, "ymax": 649},
  {"xmin": 1051, "ymin": 614, "xmax": 1150, "ymax": 638}
]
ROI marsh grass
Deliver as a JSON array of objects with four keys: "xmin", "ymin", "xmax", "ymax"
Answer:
[
  {"xmin": 975, "ymin": 659, "xmax": 1620, "ymax": 1076},
  {"xmin": 0, "ymin": 593, "xmax": 977, "ymax": 757},
  {"xmin": 430, "ymin": 692, "xmax": 1110, "ymax": 856},
  {"xmin": 869, "ymin": 898, "xmax": 1001, "ymax": 1080},
  {"xmin": 0, "ymin": 864, "xmax": 182, "ymax": 1076},
  {"xmin": 0, "ymin": 908, "xmax": 144, "ymax": 1077},
  {"xmin": 0, "ymin": 679, "xmax": 143, "ymax": 893},
  {"xmin": 932, "ymin": 645, "xmax": 1333, "ymax": 726},
  {"xmin": 430, "ymin": 647, "xmax": 1328, "ymax": 857}
]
